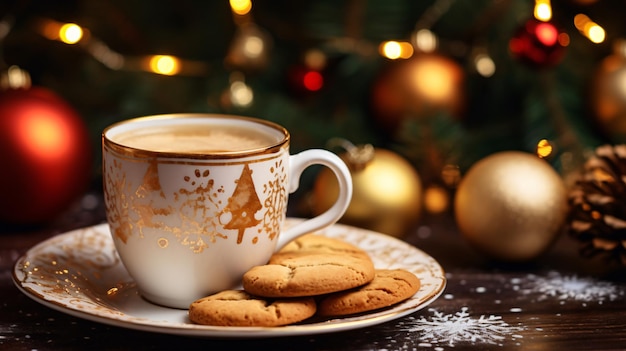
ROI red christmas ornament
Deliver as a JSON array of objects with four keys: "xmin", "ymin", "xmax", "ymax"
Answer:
[
  {"xmin": 0, "ymin": 86, "xmax": 93, "ymax": 224},
  {"xmin": 509, "ymin": 18, "xmax": 568, "ymax": 68}
]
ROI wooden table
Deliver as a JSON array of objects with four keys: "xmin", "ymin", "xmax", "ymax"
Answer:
[{"xmin": 1, "ymin": 191, "xmax": 625, "ymax": 350}]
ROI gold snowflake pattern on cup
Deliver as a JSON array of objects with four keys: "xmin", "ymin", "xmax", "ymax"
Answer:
[
  {"xmin": 103, "ymin": 158, "xmax": 134, "ymax": 244},
  {"xmin": 259, "ymin": 159, "xmax": 287, "ymax": 242},
  {"xmin": 173, "ymin": 167, "xmax": 226, "ymax": 252}
]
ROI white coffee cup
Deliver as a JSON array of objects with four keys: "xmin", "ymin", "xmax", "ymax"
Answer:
[{"xmin": 102, "ymin": 113, "xmax": 352, "ymax": 308}]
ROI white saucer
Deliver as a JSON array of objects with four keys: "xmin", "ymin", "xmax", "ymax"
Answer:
[{"xmin": 12, "ymin": 219, "xmax": 446, "ymax": 338}]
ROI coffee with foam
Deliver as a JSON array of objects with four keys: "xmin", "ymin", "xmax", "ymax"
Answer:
[{"xmin": 109, "ymin": 121, "xmax": 283, "ymax": 154}]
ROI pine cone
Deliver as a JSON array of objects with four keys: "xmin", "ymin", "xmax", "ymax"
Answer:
[{"xmin": 567, "ymin": 144, "xmax": 626, "ymax": 265}]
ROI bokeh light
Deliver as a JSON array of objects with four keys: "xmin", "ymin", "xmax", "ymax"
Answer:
[
  {"xmin": 413, "ymin": 29, "xmax": 438, "ymax": 53},
  {"xmin": 230, "ymin": 0, "xmax": 252, "ymax": 15},
  {"xmin": 474, "ymin": 53, "xmax": 495, "ymax": 77},
  {"xmin": 229, "ymin": 80, "xmax": 254, "ymax": 107},
  {"xmin": 424, "ymin": 185, "xmax": 449, "ymax": 214},
  {"xmin": 303, "ymin": 70, "xmax": 324, "ymax": 91},
  {"xmin": 575, "ymin": 14, "xmax": 605, "ymax": 43},
  {"xmin": 59, "ymin": 23, "xmax": 83, "ymax": 44},
  {"xmin": 380, "ymin": 41, "xmax": 413, "ymax": 60},
  {"xmin": 534, "ymin": 0, "xmax": 552, "ymax": 22},
  {"xmin": 535, "ymin": 23, "xmax": 558, "ymax": 46},
  {"xmin": 536, "ymin": 139, "xmax": 553, "ymax": 158},
  {"xmin": 148, "ymin": 55, "xmax": 180, "ymax": 75}
]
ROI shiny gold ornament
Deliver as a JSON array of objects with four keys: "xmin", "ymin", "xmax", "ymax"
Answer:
[
  {"xmin": 454, "ymin": 151, "xmax": 568, "ymax": 262},
  {"xmin": 370, "ymin": 53, "xmax": 465, "ymax": 136},
  {"xmin": 312, "ymin": 143, "xmax": 422, "ymax": 238}
]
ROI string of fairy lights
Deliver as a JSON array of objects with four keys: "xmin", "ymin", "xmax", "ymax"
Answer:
[
  {"xmin": 0, "ymin": 0, "xmax": 615, "ymax": 157},
  {"xmin": 1, "ymin": 1, "xmax": 608, "ymax": 75}
]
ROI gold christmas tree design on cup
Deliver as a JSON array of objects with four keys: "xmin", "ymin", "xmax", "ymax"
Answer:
[
  {"xmin": 222, "ymin": 164, "xmax": 262, "ymax": 244},
  {"xmin": 102, "ymin": 114, "xmax": 352, "ymax": 309}
]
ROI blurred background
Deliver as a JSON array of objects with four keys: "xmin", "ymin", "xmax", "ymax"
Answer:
[{"xmin": 0, "ymin": 0, "xmax": 624, "ymax": 243}]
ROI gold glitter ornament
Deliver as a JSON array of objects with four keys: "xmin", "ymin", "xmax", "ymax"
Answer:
[
  {"xmin": 312, "ymin": 142, "xmax": 422, "ymax": 238},
  {"xmin": 454, "ymin": 151, "xmax": 568, "ymax": 262}
]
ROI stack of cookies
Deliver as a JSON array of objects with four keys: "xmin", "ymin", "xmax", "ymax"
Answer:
[{"xmin": 188, "ymin": 234, "xmax": 421, "ymax": 327}]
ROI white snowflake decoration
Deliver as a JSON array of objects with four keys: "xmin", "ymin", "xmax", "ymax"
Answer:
[
  {"xmin": 524, "ymin": 271, "xmax": 623, "ymax": 303},
  {"xmin": 398, "ymin": 307, "xmax": 524, "ymax": 348}
]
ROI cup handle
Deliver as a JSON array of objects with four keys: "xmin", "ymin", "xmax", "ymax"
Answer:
[{"xmin": 275, "ymin": 149, "xmax": 353, "ymax": 250}]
